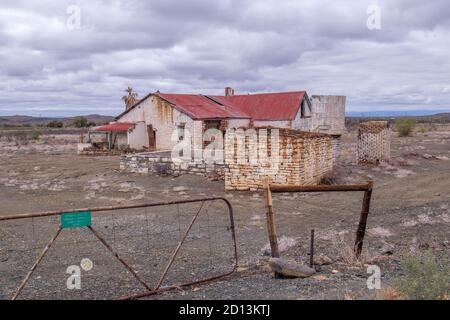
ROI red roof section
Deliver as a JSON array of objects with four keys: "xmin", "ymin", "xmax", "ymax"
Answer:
[
  {"xmin": 116, "ymin": 91, "xmax": 308, "ymax": 121},
  {"xmin": 156, "ymin": 93, "xmax": 250, "ymax": 120},
  {"xmin": 210, "ymin": 91, "xmax": 306, "ymax": 120},
  {"xmin": 92, "ymin": 122, "xmax": 135, "ymax": 132}
]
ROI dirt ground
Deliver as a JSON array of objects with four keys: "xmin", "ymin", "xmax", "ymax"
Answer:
[{"xmin": 0, "ymin": 129, "xmax": 449, "ymax": 300}]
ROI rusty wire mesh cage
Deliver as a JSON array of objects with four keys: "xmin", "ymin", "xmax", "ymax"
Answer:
[{"xmin": 0, "ymin": 198, "xmax": 237, "ymax": 300}]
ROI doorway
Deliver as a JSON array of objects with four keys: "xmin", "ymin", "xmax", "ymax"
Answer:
[{"xmin": 147, "ymin": 125, "xmax": 156, "ymax": 150}]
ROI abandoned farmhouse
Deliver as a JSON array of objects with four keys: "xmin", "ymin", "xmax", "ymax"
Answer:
[{"xmin": 88, "ymin": 88, "xmax": 346, "ymax": 190}]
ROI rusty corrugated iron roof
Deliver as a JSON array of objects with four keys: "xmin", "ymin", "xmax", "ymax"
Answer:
[
  {"xmin": 116, "ymin": 91, "xmax": 308, "ymax": 121},
  {"xmin": 156, "ymin": 93, "xmax": 250, "ymax": 120},
  {"xmin": 91, "ymin": 122, "xmax": 135, "ymax": 132},
  {"xmin": 209, "ymin": 91, "xmax": 306, "ymax": 120}
]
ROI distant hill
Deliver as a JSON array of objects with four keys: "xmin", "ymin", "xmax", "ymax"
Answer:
[
  {"xmin": 345, "ymin": 112, "xmax": 450, "ymax": 130},
  {"xmin": 346, "ymin": 110, "xmax": 450, "ymax": 117},
  {"xmin": 346, "ymin": 112, "xmax": 450, "ymax": 122},
  {"xmin": 0, "ymin": 114, "xmax": 115, "ymax": 127},
  {"xmin": 415, "ymin": 112, "xmax": 450, "ymax": 122}
]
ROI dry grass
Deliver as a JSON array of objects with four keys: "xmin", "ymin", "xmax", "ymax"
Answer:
[
  {"xmin": 319, "ymin": 170, "xmax": 342, "ymax": 185},
  {"xmin": 1, "ymin": 130, "xmax": 41, "ymax": 145},
  {"xmin": 377, "ymin": 287, "xmax": 402, "ymax": 300},
  {"xmin": 332, "ymin": 237, "xmax": 374, "ymax": 267}
]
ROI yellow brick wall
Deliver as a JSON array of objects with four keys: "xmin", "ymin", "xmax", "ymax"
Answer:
[{"xmin": 224, "ymin": 128, "xmax": 334, "ymax": 191}]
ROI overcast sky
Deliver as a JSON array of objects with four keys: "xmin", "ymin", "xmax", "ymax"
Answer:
[{"xmin": 0, "ymin": 0, "xmax": 449, "ymax": 116}]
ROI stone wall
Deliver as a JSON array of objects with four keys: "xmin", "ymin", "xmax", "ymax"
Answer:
[
  {"xmin": 224, "ymin": 128, "xmax": 334, "ymax": 191},
  {"xmin": 120, "ymin": 129, "xmax": 335, "ymax": 191},
  {"xmin": 331, "ymin": 135, "xmax": 341, "ymax": 165},
  {"xmin": 120, "ymin": 151, "xmax": 225, "ymax": 177}
]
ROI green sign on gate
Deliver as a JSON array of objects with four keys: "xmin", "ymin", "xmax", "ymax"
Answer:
[{"xmin": 61, "ymin": 211, "xmax": 92, "ymax": 229}]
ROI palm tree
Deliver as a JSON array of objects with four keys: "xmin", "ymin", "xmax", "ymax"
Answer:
[{"xmin": 122, "ymin": 86, "xmax": 138, "ymax": 110}]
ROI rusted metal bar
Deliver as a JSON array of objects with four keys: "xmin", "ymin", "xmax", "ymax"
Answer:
[
  {"xmin": 270, "ymin": 183, "xmax": 371, "ymax": 193},
  {"xmin": 117, "ymin": 269, "xmax": 238, "ymax": 300},
  {"xmin": 309, "ymin": 229, "xmax": 315, "ymax": 268},
  {"xmin": 12, "ymin": 227, "xmax": 62, "ymax": 300},
  {"xmin": 154, "ymin": 201, "xmax": 205, "ymax": 290},
  {"xmin": 354, "ymin": 181, "xmax": 374, "ymax": 257},
  {"xmin": 224, "ymin": 195, "xmax": 239, "ymax": 275},
  {"xmin": 118, "ymin": 198, "xmax": 239, "ymax": 300},
  {"xmin": 0, "ymin": 197, "xmax": 229, "ymax": 221},
  {"xmin": 3, "ymin": 197, "xmax": 239, "ymax": 300},
  {"xmin": 269, "ymin": 181, "xmax": 374, "ymax": 260},
  {"xmin": 88, "ymin": 226, "xmax": 153, "ymax": 292}
]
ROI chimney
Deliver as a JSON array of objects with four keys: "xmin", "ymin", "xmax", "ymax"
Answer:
[{"xmin": 225, "ymin": 87, "xmax": 235, "ymax": 97}]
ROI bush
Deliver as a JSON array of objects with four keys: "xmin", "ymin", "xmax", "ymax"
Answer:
[
  {"xmin": 417, "ymin": 126, "xmax": 428, "ymax": 133},
  {"xmin": 72, "ymin": 117, "xmax": 88, "ymax": 128},
  {"xmin": 14, "ymin": 131, "xmax": 28, "ymax": 142},
  {"xmin": 47, "ymin": 120, "xmax": 64, "ymax": 128},
  {"xmin": 395, "ymin": 250, "xmax": 449, "ymax": 300},
  {"xmin": 396, "ymin": 118, "xmax": 416, "ymax": 137},
  {"xmin": 87, "ymin": 121, "xmax": 97, "ymax": 127},
  {"xmin": 29, "ymin": 130, "xmax": 41, "ymax": 140}
]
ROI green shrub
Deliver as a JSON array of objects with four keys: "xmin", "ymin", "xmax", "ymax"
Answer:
[
  {"xmin": 29, "ymin": 131, "xmax": 41, "ymax": 140},
  {"xmin": 72, "ymin": 117, "xmax": 88, "ymax": 128},
  {"xmin": 395, "ymin": 250, "xmax": 450, "ymax": 300},
  {"xmin": 396, "ymin": 118, "xmax": 416, "ymax": 137},
  {"xmin": 417, "ymin": 126, "xmax": 428, "ymax": 133}
]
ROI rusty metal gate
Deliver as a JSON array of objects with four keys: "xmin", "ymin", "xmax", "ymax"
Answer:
[{"xmin": 0, "ymin": 198, "xmax": 237, "ymax": 300}]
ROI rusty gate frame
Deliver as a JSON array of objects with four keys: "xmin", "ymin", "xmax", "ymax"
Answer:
[
  {"xmin": 0, "ymin": 197, "xmax": 238, "ymax": 300},
  {"xmin": 263, "ymin": 179, "xmax": 374, "ymax": 259}
]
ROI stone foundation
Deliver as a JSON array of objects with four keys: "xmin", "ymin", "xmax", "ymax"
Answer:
[{"xmin": 120, "ymin": 151, "xmax": 225, "ymax": 177}]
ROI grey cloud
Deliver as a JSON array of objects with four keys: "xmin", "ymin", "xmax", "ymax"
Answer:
[{"xmin": 0, "ymin": 0, "xmax": 449, "ymax": 116}]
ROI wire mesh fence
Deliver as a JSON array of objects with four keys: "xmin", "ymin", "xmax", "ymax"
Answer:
[{"xmin": 0, "ymin": 198, "xmax": 237, "ymax": 300}]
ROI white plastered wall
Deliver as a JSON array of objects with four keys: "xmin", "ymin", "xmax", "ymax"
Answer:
[
  {"xmin": 128, "ymin": 122, "xmax": 148, "ymax": 149},
  {"xmin": 117, "ymin": 96, "xmax": 201, "ymax": 153}
]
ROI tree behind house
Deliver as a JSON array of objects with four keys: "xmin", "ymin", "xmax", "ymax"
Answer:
[{"xmin": 122, "ymin": 86, "xmax": 139, "ymax": 110}]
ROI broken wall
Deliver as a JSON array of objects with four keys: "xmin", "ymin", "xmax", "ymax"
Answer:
[
  {"xmin": 224, "ymin": 128, "xmax": 334, "ymax": 191},
  {"xmin": 309, "ymin": 95, "xmax": 346, "ymax": 135}
]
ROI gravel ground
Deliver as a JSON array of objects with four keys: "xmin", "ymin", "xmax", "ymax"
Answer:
[{"xmin": 0, "ymin": 130, "xmax": 449, "ymax": 299}]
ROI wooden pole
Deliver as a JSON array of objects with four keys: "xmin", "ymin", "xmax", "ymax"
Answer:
[
  {"xmin": 108, "ymin": 132, "xmax": 112, "ymax": 150},
  {"xmin": 309, "ymin": 229, "xmax": 315, "ymax": 268},
  {"xmin": 263, "ymin": 178, "xmax": 280, "ymax": 259},
  {"xmin": 354, "ymin": 180, "xmax": 373, "ymax": 257}
]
